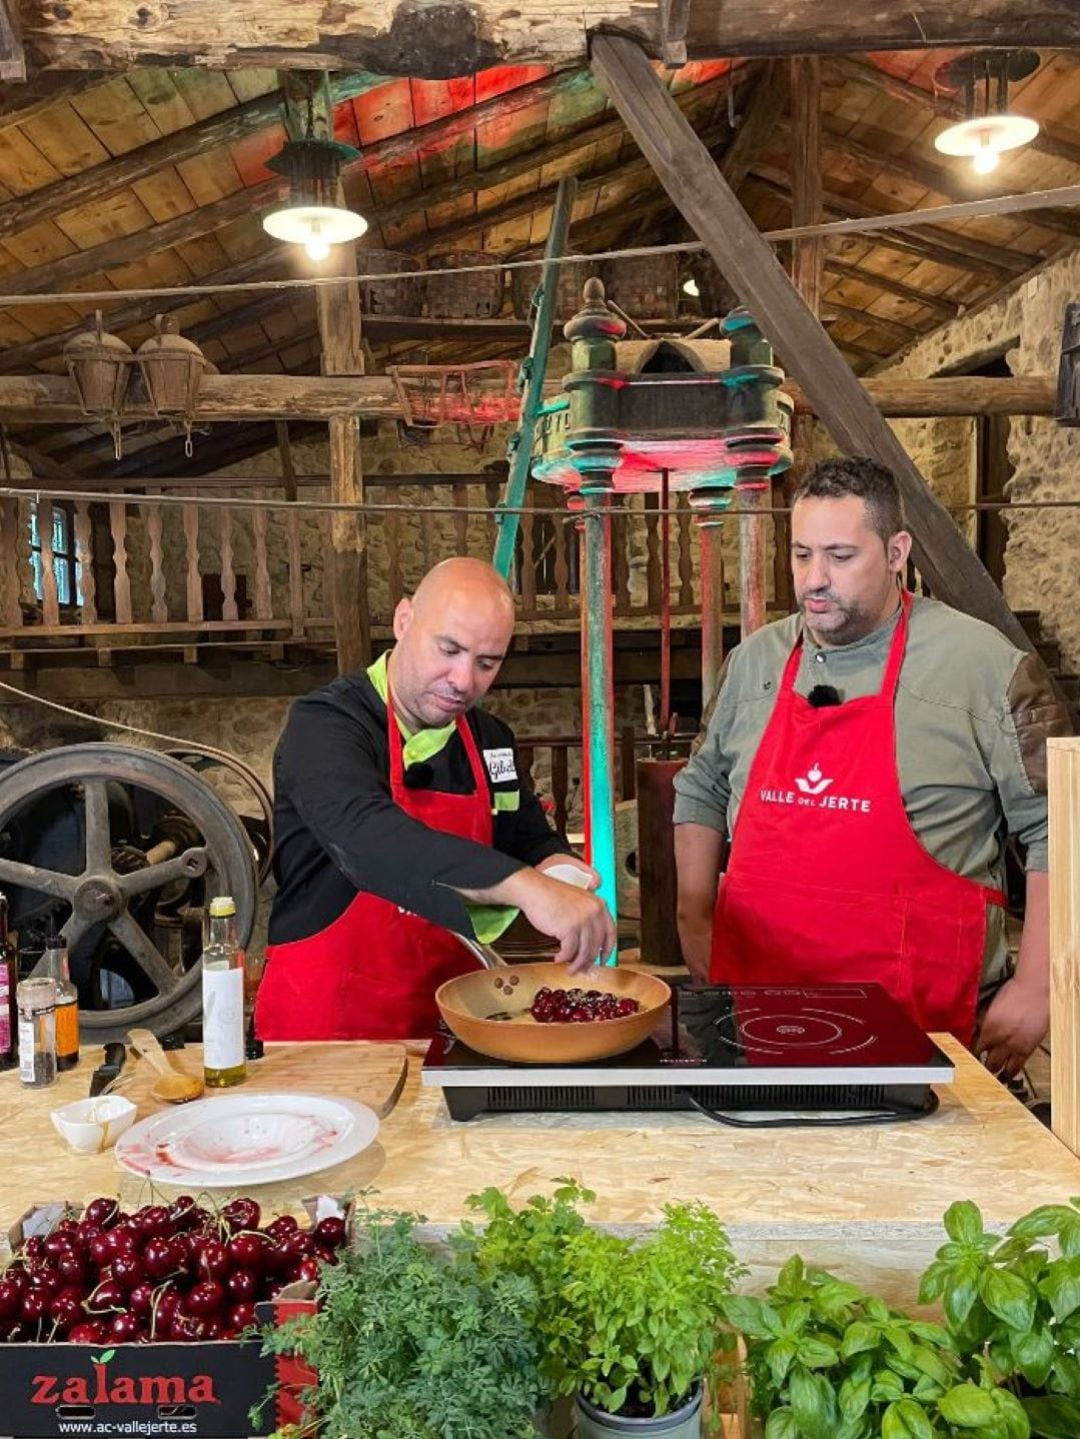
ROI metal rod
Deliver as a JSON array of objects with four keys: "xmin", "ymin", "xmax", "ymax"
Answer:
[
  {"xmin": 493, "ymin": 176, "xmax": 577, "ymax": 580},
  {"xmin": 580, "ymin": 491, "xmax": 618, "ymax": 965}
]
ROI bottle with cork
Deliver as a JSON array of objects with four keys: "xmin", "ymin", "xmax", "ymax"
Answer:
[{"xmin": 41, "ymin": 925, "xmax": 79, "ymax": 1071}]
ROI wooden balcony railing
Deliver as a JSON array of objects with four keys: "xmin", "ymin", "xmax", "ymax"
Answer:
[{"xmin": 0, "ymin": 479, "xmax": 753, "ymax": 648}]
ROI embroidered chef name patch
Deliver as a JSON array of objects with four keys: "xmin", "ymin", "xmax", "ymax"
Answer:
[{"xmin": 484, "ymin": 747, "xmax": 517, "ymax": 783}]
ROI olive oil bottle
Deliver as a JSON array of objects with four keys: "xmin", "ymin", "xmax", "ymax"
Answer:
[{"xmin": 201, "ymin": 896, "xmax": 246, "ymax": 1088}]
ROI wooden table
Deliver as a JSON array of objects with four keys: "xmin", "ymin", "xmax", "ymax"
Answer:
[{"xmin": 2, "ymin": 1036, "xmax": 1078, "ymax": 1307}]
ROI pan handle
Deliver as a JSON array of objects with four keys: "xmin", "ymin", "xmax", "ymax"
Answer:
[{"xmin": 454, "ymin": 932, "xmax": 507, "ymax": 970}]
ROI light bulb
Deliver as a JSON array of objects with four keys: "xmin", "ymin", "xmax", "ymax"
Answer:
[
  {"xmin": 682, "ymin": 276, "xmax": 700, "ymax": 298},
  {"xmin": 305, "ymin": 236, "xmax": 331, "ymax": 261},
  {"xmin": 977, "ymin": 132, "xmax": 1000, "ymax": 175}
]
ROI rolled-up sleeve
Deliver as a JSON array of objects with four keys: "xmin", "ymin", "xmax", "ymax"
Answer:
[
  {"xmin": 993, "ymin": 652, "xmax": 1074, "ymax": 871},
  {"xmin": 673, "ymin": 655, "xmax": 735, "ymax": 833}
]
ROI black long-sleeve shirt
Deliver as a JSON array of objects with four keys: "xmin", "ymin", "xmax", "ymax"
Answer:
[{"xmin": 268, "ymin": 671, "xmax": 572, "ymax": 944}]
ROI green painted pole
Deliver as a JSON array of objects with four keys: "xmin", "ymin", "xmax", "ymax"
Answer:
[
  {"xmin": 492, "ymin": 176, "xmax": 577, "ymax": 580},
  {"xmin": 580, "ymin": 487, "xmax": 618, "ymax": 963}
]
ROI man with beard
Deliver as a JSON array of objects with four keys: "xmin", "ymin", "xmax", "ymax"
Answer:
[
  {"xmin": 258, "ymin": 557, "xmax": 614, "ymax": 1041},
  {"xmin": 673, "ymin": 456, "xmax": 1070, "ymax": 1079}
]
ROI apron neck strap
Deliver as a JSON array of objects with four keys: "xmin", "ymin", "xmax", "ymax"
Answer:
[
  {"xmin": 781, "ymin": 588, "xmax": 912, "ymax": 699},
  {"xmin": 385, "ymin": 680, "xmax": 490, "ymax": 797}
]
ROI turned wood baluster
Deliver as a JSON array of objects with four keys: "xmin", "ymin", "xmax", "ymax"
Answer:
[
  {"xmin": 677, "ymin": 496, "xmax": 695, "ymax": 609},
  {"xmin": 109, "ymin": 501, "xmax": 133, "ymax": 624},
  {"xmin": 37, "ymin": 499, "xmax": 59, "ymax": 626},
  {"xmin": 182, "ymin": 500, "xmax": 202, "ymax": 623},
  {"xmin": 145, "ymin": 502, "xmax": 167, "ymax": 624},
  {"xmin": 286, "ymin": 508, "xmax": 304, "ymax": 638},
  {"xmin": 252, "ymin": 508, "xmax": 272, "ymax": 622},
  {"xmin": 219, "ymin": 505, "xmax": 238, "ymax": 622},
  {"xmin": 0, "ymin": 500, "xmax": 21, "ymax": 626},
  {"xmin": 74, "ymin": 502, "xmax": 97, "ymax": 626},
  {"xmin": 519, "ymin": 506, "xmax": 536, "ymax": 614}
]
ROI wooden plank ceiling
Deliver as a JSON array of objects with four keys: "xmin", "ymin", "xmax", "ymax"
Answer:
[{"xmin": 0, "ymin": 47, "xmax": 1077, "ymax": 479}]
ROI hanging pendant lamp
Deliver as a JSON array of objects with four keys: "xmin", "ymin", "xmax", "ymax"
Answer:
[
  {"xmin": 932, "ymin": 50, "xmax": 1040, "ymax": 176},
  {"xmin": 262, "ymin": 134, "xmax": 367, "ymax": 261}
]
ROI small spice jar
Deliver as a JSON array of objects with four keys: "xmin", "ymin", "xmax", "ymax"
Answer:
[{"xmin": 17, "ymin": 976, "xmax": 57, "ymax": 1088}]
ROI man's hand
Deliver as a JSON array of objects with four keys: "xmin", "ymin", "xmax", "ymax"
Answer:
[
  {"xmin": 674, "ymin": 823, "xmax": 725, "ymax": 983},
  {"xmin": 536, "ymin": 853, "xmax": 601, "ymax": 891},
  {"xmin": 975, "ymin": 974, "xmax": 1049, "ymax": 1080},
  {"xmin": 457, "ymin": 866, "xmax": 616, "ymax": 974}
]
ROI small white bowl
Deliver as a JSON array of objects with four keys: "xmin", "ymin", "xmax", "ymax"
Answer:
[{"xmin": 50, "ymin": 1096, "xmax": 137, "ymax": 1154}]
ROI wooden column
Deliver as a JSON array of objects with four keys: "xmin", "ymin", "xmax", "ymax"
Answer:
[
  {"xmin": 696, "ymin": 503, "xmax": 727, "ymax": 707},
  {"xmin": 316, "ymin": 207, "xmax": 369, "ymax": 674},
  {"xmin": 589, "ymin": 34, "xmax": 1035, "ymax": 655},
  {"xmin": 738, "ymin": 482, "xmax": 769, "ymax": 637},
  {"xmin": 1049, "ymin": 736, "xmax": 1080, "ymax": 1158}
]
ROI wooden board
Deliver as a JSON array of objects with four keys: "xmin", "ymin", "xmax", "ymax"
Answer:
[{"xmin": 0, "ymin": 1042, "xmax": 408, "ymax": 1229}]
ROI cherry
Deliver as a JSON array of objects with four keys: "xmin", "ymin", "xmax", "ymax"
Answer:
[
  {"xmin": 20, "ymin": 1290, "xmax": 50, "ymax": 1323},
  {"xmin": 83, "ymin": 1197, "xmax": 121, "ymax": 1230},
  {"xmin": 49, "ymin": 1292, "xmax": 86, "ymax": 1333},
  {"xmin": 288, "ymin": 1257, "xmax": 322, "ymax": 1286},
  {"xmin": 135, "ymin": 1205, "xmax": 171, "ymax": 1237},
  {"xmin": 313, "ymin": 1245, "xmax": 338, "ymax": 1266},
  {"xmin": 143, "ymin": 1237, "xmax": 182, "ymax": 1280},
  {"xmin": 198, "ymin": 1240, "xmax": 230, "ymax": 1281},
  {"xmin": 150, "ymin": 1286, "xmax": 181, "ymax": 1335},
  {"xmin": 0, "ymin": 1278, "xmax": 20, "ymax": 1318},
  {"xmin": 226, "ymin": 1268, "xmax": 259, "ymax": 1302},
  {"xmin": 186, "ymin": 1280, "xmax": 225, "ymax": 1317},
  {"xmin": 88, "ymin": 1233, "xmax": 113, "ymax": 1268},
  {"xmin": 108, "ymin": 1312, "xmax": 144, "ymax": 1343},
  {"xmin": 169, "ymin": 1311, "xmax": 204, "ymax": 1343},
  {"xmin": 27, "ymin": 1269, "xmax": 62, "ymax": 1296},
  {"xmin": 57, "ymin": 1252, "xmax": 87, "ymax": 1286},
  {"xmin": 222, "ymin": 1198, "xmax": 261, "ymax": 1232},
  {"xmin": 22, "ymin": 1237, "xmax": 45, "ymax": 1263},
  {"xmin": 227, "ymin": 1232, "xmax": 266, "ymax": 1269},
  {"xmin": 129, "ymin": 1282, "xmax": 156, "ymax": 1317},
  {"xmin": 193, "ymin": 1316, "xmax": 223, "ymax": 1341},
  {"xmin": 228, "ymin": 1302, "xmax": 257, "ymax": 1333},
  {"xmin": 314, "ymin": 1216, "xmax": 346, "ymax": 1249},
  {"xmin": 281, "ymin": 1231, "xmax": 314, "ymax": 1260},
  {"xmin": 86, "ymin": 1279, "xmax": 126, "ymax": 1314},
  {"xmin": 44, "ymin": 1233, "xmax": 74, "ymax": 1261},
  {"xmin": 266, "ymin": 1216, "xmax": 299, "ymax": 1241},
  {"xmin": 68, "ymin": 1322, "xmax": 105, "ymax": 1343},
  {"xmin": 111, "ymin": 1254, "xmax": 146, "ymax": 1291}
]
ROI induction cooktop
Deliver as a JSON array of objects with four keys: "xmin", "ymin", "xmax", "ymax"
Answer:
[{"xmin": 421, "ymin": 982, "xmax": 955, "ymax": 1121}]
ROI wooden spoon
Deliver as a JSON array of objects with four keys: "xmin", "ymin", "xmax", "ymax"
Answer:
[{"xmin": 127, "ymin": 1028, "xmax": 204, "ymax": 1104}]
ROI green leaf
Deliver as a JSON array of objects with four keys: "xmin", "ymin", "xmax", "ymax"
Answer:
[
  {"xmin": 93, "ymin": 1349, "xmax": 116, "ymax": 1365},
  {"xmin": 872, "ymin": 1369, "xmax": 905, "ymax": 1403},
  {"xmin": 990, "ymin": 1388, "xmax": 1031, "ymax": 1439},
  {"xmin": 919, "ymin": 1261, "xmax": 949, "ymax": 1304},
  {"xmin": 789, "ymin": 1365, "xmax": 836, "ymax": 1439},
  {"xmin": 1050, "ymin": 1354, "xmax": 1080, "ymax": 1401},
  {"xmin": 721, "ymin": 1295, "xmax": 780, "ymax": 1341},
  {"xmin": 979, "ymin": 1268, "xmax": 1037, "ymax": 1331},
  {"xmin": 837, "ymin": 1374, "xmax": 871, "ymax": 1424},
  {"xmin": 1010, "ymin": 1327, "xmax": 1055, "ymax": 1389},
  {"xmin": 841, "ymin": 1321, "xmax": 880, "ymax": 1358},
  {"xmin": 767, "ymin": 1339, "xmax": 797, "ymax": 1390},
  {"xmin": 938, "ymin": 1383, "xmax": 999, "ymax": 1428},
  {"xmin": 944, "ymin": 1201, "xmax": 986, "ymax": 1247},
  {"xmin": 882, "ymin": 1398, "xmax": 935, "ymax": 1439},
  {"xmin": 944, "ymin": 1260, "xmax": 983, "ymax": 1330},
  {"xmin": 1060, "ymin": 1218, "xmax": 1080, "ymax": 1260},
  {"xmin": 1038, "ymin": 1257, "xmax": 1080, "ymax": 1323},
  {"xmin": 796, "ymin": 1337, "xmax": 839, "ymax": 1370},
  {"xmin": 764, "ymin": 1409, "xmax": 799, "ymax": 1439},
  {"xmin": 1008, "ymin": 1206, "xmax": 1076, "ymax": 1242},
  {"xmin": 1022, "ymin": 1395, "xmax": 1080, "ymax": 1439}
]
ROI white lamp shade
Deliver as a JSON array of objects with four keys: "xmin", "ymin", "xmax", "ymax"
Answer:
[
  {"xmin": 262, "ymin": 203, "xmax": 368, "ymax": 249},
  {"xmin": 933, "ymin": 112, "xmax": 1039, "ymax": 159}
]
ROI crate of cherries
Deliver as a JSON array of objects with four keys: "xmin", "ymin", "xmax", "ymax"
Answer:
[{"xmin": 0, "ymin": 1193, "xmax": 348, "ymax": 1346}]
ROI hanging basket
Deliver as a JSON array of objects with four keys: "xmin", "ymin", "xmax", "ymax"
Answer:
[
  {"xmin": 600, "ymin": 252, "xmax": 680, "ymax": 320},
  {"xmin": 424, "ymin": 250, "xmax": 504, "ymax": 319},
  {"xmin": 357, "ymin": 250, "xmax": 422, "ymax": 316},
  {"xmin": 510, "ymin": 258, "xmax": 600, "ymax": 323},
  {"xmin": 389, "ymin": 360, "xmax": 522, "ymax": 430}
]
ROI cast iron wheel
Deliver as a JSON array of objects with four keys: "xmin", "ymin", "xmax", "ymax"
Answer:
[{"xmin": 0, "ymin": 743, "xmax": 257, "ymax": 1040}]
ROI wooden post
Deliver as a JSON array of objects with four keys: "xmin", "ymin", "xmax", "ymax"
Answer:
[
  {"xmin": 1049, "ymin": 737, "xmax": 1080, "ymax": 1158},
  {"xmin": 738, "ymin": 481, "xmax": 769, "ymax": 637},
  {"xmin": 316, "ymin": 230, "xmax": 369, "ymax": 674},
  {"xmin": 696, "ymin": 503, "xmax": 727, "ymax": 704},
  {"xmin": 588, "ymin": 34, "xmax": 1036, "ymax": 656}
]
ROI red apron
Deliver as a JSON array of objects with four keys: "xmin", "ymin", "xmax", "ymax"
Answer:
[
  {"xmin": 709, "ymin": 592, "xmax": 1003, "ymax": 1043},
  {"xmin": 256, "ymin": 690, "xmax": 491, "ymax": 1041}
]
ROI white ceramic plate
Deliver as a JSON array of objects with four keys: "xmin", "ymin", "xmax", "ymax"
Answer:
[{"xmin": 115, "ymin": 1092, "xmax": 379, "ymax": 1187}]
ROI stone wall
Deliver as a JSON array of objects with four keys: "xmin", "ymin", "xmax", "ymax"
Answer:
[{"xmin": 875, "ymin": 252, "xmax": 1080, "ymax": 672}]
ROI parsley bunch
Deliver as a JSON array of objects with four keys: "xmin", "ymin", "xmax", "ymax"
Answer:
[{"xmin": 261, "ymin": 1202, "xmax": 545, "ymax": 1439}]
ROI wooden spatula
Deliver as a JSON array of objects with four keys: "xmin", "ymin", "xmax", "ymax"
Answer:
[{"xmin": 127, "ymin": 1028, "xmax": 204, "ymax": 1104}]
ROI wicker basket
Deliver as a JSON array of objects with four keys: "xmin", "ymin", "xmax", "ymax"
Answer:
[
  {"xmin": 600, "ymin": 252, "xmax": 679, "ymax": 320},
  {"xmin": 357, "ymin": 250, "xmax": 422, "ymax": 316},
  {"xmin": 510, "ymin": 259, "xmax": 600, "ymax": 322},
  {"xmin": 424, "ymin": 250, "xmax": 504, "ymax": 318}
]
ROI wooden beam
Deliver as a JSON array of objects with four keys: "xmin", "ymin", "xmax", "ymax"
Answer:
[
  {"xmin": 589, "ymin": 32, "xmax": 1035, "ymax": 652},
  {"xmin": 22, "ymin": 0, "xmax": 1080, "ymax": 72},
  {"xmin": 824, "ymin": 260, "xmax": 960, "ymax": 321},
  {"xmin": 789, "ymin": 57, "xmax": 823, "ymax": 316},
  {"xmin": 823, "ymin": 301, "xmax": 920, "ymax": 347},
  {"xmin": 751, "ymin": 163, "xmax": 1036, "ymax": 278},
  {"xmin": 832, "ymin": 56, "xmax": 1080, "ymax": 175},
  {"xmin": 316, "ymin": 165, "xmax": 370, "ymax": 676},
  {"xmin": 0, "ymin": 70, "xmax": 105, "ymax": 128},
  {"xmin": 0, "ymin": 73, "xmax": 380, "ymax": 245},
  {"xmin": 0, "ymin": 2, "xmax": 24, "ymax": 81}
]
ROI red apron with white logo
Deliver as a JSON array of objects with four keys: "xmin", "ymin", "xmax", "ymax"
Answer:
[
  {"xmin": 255, "ymin": 691, "xmax": 491, "ymax": 1041},
  {"xmin": 709, "ymin": 592, "xmax": 1003, "ymax": 1043}
]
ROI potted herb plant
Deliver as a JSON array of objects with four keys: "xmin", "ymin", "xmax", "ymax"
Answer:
[
  {"xmin": 258, "ymin": 1199, "xmax": 546, "ymax": 1439},
  {"xmin": 463, "ymin": 1179, "xmax": 743, "ymax": 1438},
  {"xmin": 722, "ymin": 1253, "xmax": 1030, "ymax": 1439}
]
